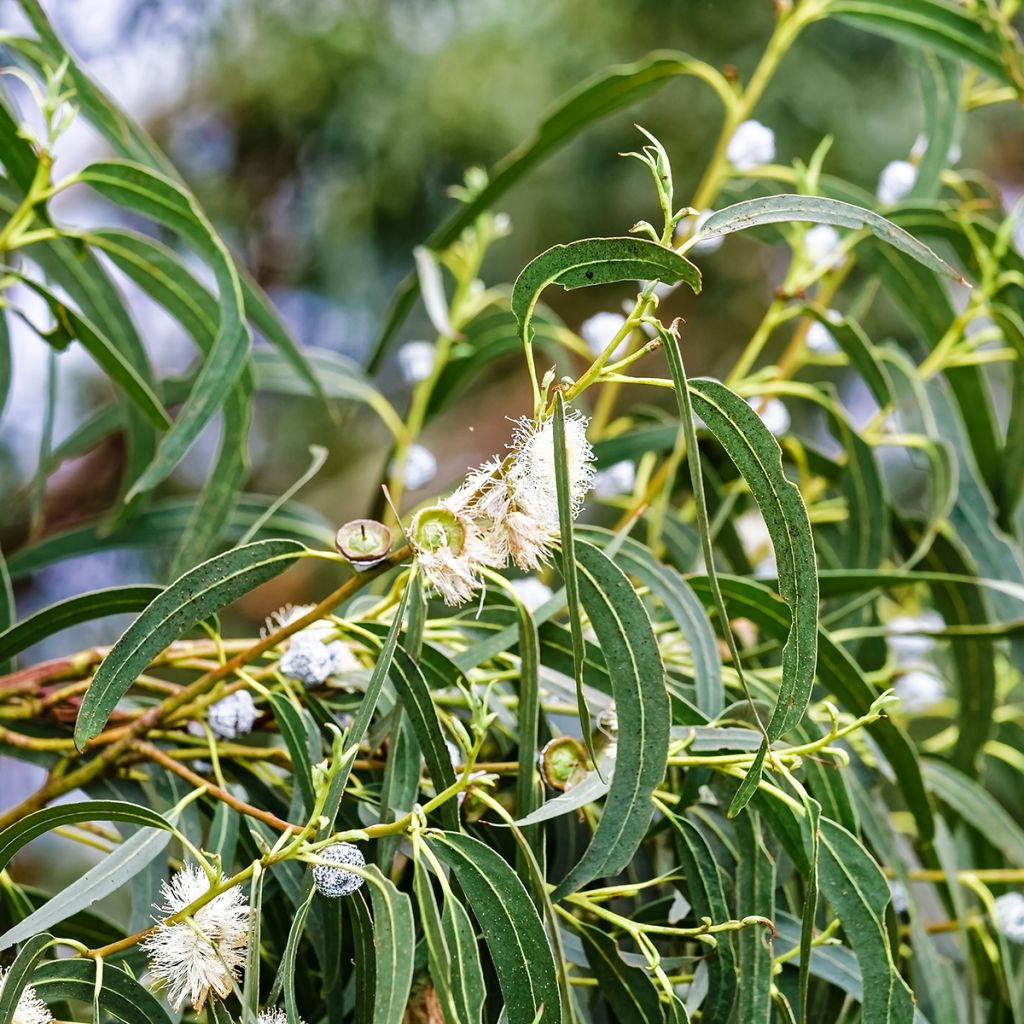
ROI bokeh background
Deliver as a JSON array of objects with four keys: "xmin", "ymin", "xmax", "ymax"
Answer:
[{"xmin": 1, "ymin": 0, "xmax": 1023, "ymax": 884}]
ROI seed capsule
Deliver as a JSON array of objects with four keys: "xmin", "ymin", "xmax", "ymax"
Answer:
[{"xmin": 335, "ymin": 519, "xmax": 393, "ymax": 568}]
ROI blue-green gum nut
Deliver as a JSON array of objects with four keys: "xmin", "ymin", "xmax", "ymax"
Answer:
[
  {"xmin": 410, "ymin": 506, "xmax": 466, "ymax": 555},
  {"xmin": 335, "ymin": 518, "xmax": 392, "ymax": 566},
  {"xmin": 540, "ymin": 736, "xmax": 588, "ymax": 791}
]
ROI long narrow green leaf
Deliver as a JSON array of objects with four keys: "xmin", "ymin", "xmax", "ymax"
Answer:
[
  {"xmin": 552, "ymin": 392, "xmax": 595, "ymax": 772},
  {"xmin": 0, "ymin": 586, "xmax": 162, "ymax": 663},
  {"xmin": 695, "ymin": 194, "xmax": 966, "ymax": 281},
  {"xmin": 368, "ymin": 51, "xmax": 730, "ymax": 370},
  {"xmin": 666, "ymin": 812, "xmax": 738, "ymax": 1023},
  {"xmin": 75, "ymin": 539, "xmax": 306, "ymax": 748},
  {"xmin": 31, "ymin": 959, "xmax": 172, "ymax": 1024},
  {"xmin": 78, "ymin": 161, "xmax": 251, "ymax": 498},
  {"xmin": 512, "ymin": 237, "xmax": 700, "ymax": 349},
  {"xmin": 0, "ymin": 800, "xmax": 173, "ymax": 871},
  {"xmin": 817, "ymin": 817, "xmax": 915, "ymax": 1023},
  {"xmin": 552, "ymin": 539, "xmax": 669, "ymax": 898},
  {"xmin": 366, "ymin": 868, "xmax": 416, "ymax": 1024},
  {"xmin": 430, "ymin": 831, "xmax": 561, "ymax": 1024}
]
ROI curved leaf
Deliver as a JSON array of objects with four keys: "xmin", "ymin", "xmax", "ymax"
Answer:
[
  {"xmin": 817, "ymin": 818, "xmax": 915, "ymax": 1023},
  {"xmin": 430, "ymin": 831, "xmax": 561, "ymax": 1024},
  {"xmin": 368, "ymin": 50, "xmax": 730, "ymax": 370},
  {"xmin": 689, "ymin": 379, "xmax": 819, "ymax": 742},
  {"xmin": 0, "ymin": 800, "xmax": 173, "ymax": 872},
  {"xmin": 695, "ymin": 194, "xmax": 966, "ymax": 282},
  {"xmin": 0, "ymin": 932, "xmax": 52, "ymax": 1024},
  {"xmin": 512, "ymin": 237, "xmax": 700, "ymax": 345},
  {"xmin": 75, "ymin": 539, "xmax": 306, "ymax": 748},
  {"xmin": 78, "ymin": 160, "xmax": 251, "ymax": 498},
  {"xmin": 552, "ymin": 539, "xmax": 669, "ymax": 898},
  {"xmin": 30, "ymin": 958, "xmax": 172, "ymax": 1024},
  {"xmin": 0, "ymin": 585, "xmax": 162, "ymax": 663}
]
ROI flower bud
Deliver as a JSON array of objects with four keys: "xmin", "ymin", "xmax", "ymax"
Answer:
[{"xmin": 312, "ymin": 842, "xmax": 366, "ymax": 897}]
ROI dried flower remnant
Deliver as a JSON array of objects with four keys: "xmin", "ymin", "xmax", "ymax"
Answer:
[
  {"xmin": 0, "ymin": 967, "xmax": 53, "ymax": 1024},
  {"xmin": 312, "ymin": 842, "xmax": 366, "ymax": 897},
  {"xmin": 142, "ymin": 865, "xmax": 250, "ymax": 1011}
]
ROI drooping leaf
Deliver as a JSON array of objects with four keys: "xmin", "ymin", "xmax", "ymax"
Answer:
[
  {"xmin": 694, "ymin": 194, "xmax": 966, "ymax": 281},
  {"xmin": 430, "ymin": 831, "xmax": 561, "ymax": 1024},
  {"xmin": 552, "ymin": 539, "xmax": 669, "ymax": 898},
  {"xmin": 512, "ymin": 237, "xmax": 700, "ymax": 347},
  {"xmin": 666, "ymin": 812, "xmax": 738, "ymax": 1023},
  {"xmin": 0, "ymin": 800, "xmax": 173, "ymax": 871},
  {"xmin": 0, "ymin": 932, "xmax": 52, "ymax": 1024},
  {"xmin": 30, "ymin": 959, "xmax": 172, "ymax": 1024},
  {"xmin": 817, "ymin": 817, "xmax": 915, "ymax": 1023}
]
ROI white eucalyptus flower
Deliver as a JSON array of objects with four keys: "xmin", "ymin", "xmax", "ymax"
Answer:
[
  {"xmin": 747, "ymin": 396, "xmax": 790, "ymax": 437},
  {"xmin": 394, "ymin": 443, "xmax": 438, "ymax": 491},
  {"xmin": 593, "ymin": 459, "xmax": 637, "ymax": 498},
  {"xmin": 894, "ymin": 670, "xmax": 945, "ymax": 714},
  {"xmin": 877, "ymin": 160, "xmax": 917, "ymax": 206},
  {"xmin": 804, "ymin": 224, "xmax": 846, "ymax": 271},
  {"xmin": 580, "ymin": 311, "xmax": 628, "ymax": 358},
  {"xmin": 207, "ymin": 691, "xmax": 259, "ymax": 740},
  {"xmin": 409, "ymin": 501, "xmax": 490, "ymax": 606},
  {"xmin": 142, "ymin": 865, "xmax": 250, "ymax": 1011},
  {"xmin": 676, "ymin": 209, "xmax": 724, "ymax": 254},
  {"xmin": 510, "ymin": 410, "xmax": 596, "ymax": 522},
  {"xmin": 258, "ymin": 1010, "xmax": 306, "ymax": 1024},
  {"xmin": 396, "ymin": 340, "xmax": 436, "ymax": 384},
  {"xmin": 994, "ymin": 892, "xmax": 1024, "ymax": 943},
  {"xmin": 312, "ymin": 842, "xmax": 366, "ymax": 897},
  {"xmin": 726, "ymin": 119, "xmax": 775, "ymax": 172},
  {"xmin": 510, "ymin": 576, "xmax": 553, "ymax": 612},
  {"xmin": 888, "ymin": 610, "xmax": 944, "ymax": 662},
  {"xmin": 0, "ymin": 967, "xmax": 53, "ymax": 1024}
]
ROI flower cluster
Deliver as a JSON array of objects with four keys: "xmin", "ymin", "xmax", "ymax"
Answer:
[
  {"xmin": 0, "ymin": 967, "xmax": 53, "ymax": 1024},
  {"xmin": 142, "ymin": 866, "xmax": 250, "ymax": 1011},
  {"xmin": 410, "ymin": 409, "xmax": 596, "ymax": 605}
]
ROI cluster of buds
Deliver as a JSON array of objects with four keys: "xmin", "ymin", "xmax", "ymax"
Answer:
[{"xmin": 409, "ymin": 408, "xmax": 595, "ymax": 605}]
